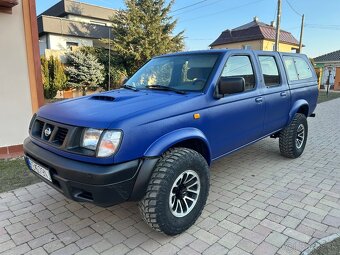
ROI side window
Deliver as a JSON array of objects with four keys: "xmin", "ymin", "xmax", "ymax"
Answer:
[
  {"xmin": 221, "ymin": 55, "xmax": 255, "ymax": 90},
  {"xmin": 259, "ymin": 56, "xmax": 280, "ymax": 87},
  {"xmin": 283, "ymin": 56, "xmax": 298, "ymax": 81},
  {"xmin": 294, "ymin": 57, "xmax": 313, "ymax": 80}
]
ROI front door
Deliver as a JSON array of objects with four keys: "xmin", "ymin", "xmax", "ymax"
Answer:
[{"xmin": 206, "ymin": 52, "xmax": 265, "ymax": 159}]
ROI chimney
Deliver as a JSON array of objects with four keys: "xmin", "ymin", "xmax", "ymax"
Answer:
[
  {"xmin": 271, "ymin": 21, "xmax": 276, "ymax": 27},
  {"xmin": 253, "ymin": 16, "xmax": 259, "ymax": 22}
]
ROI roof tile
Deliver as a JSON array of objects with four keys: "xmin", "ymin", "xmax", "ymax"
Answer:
[
  {"xmin": 314, "ymin": 50, "xmax": 340, "ymax": 62},
  {"xmin": 210, "ymin": 20, "xmax": 299, "ymax": 47}
]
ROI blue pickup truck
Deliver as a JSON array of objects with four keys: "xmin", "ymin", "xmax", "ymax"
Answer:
[{"xmin": 24, "ymin": 49, "xmax": 318, "ymax": 235}]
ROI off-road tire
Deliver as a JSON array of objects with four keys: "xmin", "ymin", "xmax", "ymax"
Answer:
[
  {"xmin": 279, "ymin": 113, "xmax": 308, "ymax": 158},
  {"xmin": 139, "ymin": 147, "xmax": 209, "ymax": 236}
]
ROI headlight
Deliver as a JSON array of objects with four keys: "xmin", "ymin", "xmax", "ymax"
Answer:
[
  {"xmin": 81, "ymin": 128, "xmax": 103, "ymax": 150},
  {"xmin": 81, "ymin": 128, "xmax": 122, "ymax": 157},
  {"xmin": 97, "ymin": 130, "xmax": 122, "ymax": 157}
]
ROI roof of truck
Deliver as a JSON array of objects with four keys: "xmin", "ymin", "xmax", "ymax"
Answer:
[{"xmin": 157, "ymin": 49, "xmax": 306, "ymax": 58}]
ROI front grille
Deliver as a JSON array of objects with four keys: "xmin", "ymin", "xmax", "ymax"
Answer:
[
  {"xmin": 53, "ymin": 127, "xmax": 68, "ymax": 146},
  {"xmin": 30, "ymin": 117, "xmax": 95, "ymax": 157},
  {"xmin": 32, "ymin": 120, "xmax": 44, "ymax": 138},
  {"xmin": 31, "ymin": 118, "xmax": 69, "ymax": 147}
]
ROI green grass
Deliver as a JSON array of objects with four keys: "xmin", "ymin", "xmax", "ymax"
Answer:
[
  {"xmin": 318, "ymin": 91, "xmax": 340, "ymax": 104},
  {"xmin": 0, "ymin": 158, "xmax": 40, "ymax": 193}
]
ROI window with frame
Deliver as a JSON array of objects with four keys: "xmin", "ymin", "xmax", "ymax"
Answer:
[
  {"xmin": 283, "ymin": 56, "xmax": 313, "ymax": 82},
  {"xmin": 294, "ymin": 57, "xmax": 313, "ymax": 80},
  {"xmin": 66, "ymin": 42, "xmax": 78, "ymax": 49},
  {"xmin": 221, "ymin": 55, "xmax": 255, "ymax": 91},
  {"xmin": 259, "ymin": 56, "xmax": 280, "ymax": 87},
  {"xmin": 283, "ymin": 56, "xmax": 298, "ymax": 81}
]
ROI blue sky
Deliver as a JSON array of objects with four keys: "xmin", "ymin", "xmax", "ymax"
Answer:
[{"xmin": 36, "ymin": 0, "xmax": 340, "ymax": 58}]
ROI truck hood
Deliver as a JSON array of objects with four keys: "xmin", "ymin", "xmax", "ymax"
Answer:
[{"xmin": 38, "ymin": 89, "xmax": 198, "ymax": 129}]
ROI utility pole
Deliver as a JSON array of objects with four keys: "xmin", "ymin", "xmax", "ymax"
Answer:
[
  {"xmin": 274, "ymin": 0, "xmax": 282, "ymax": 51},
  {"xmin": 298, "ymin": 14, "xmax": 305, "ymax": 53}
]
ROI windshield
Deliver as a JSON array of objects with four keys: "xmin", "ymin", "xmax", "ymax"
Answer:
[{"xmin": 126, "ymin": 54, "xmax": 220, "ymax": 92}]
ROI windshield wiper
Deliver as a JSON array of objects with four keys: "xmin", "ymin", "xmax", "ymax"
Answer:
[
  {"xmin": 146, "ymin": 85, "xmax": 186, "ymax": 94},
  {"xmin": 123, "ymin": 84, "xmax": 139, "ymax": 91}
]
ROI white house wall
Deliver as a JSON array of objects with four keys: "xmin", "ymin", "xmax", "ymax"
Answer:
[
  {"xmin": 0, "ymin": 0, "xmax": 33, "ymax": 147},
  {"xmin": 48, "ymin": 34, "xmax": 94, "ymax": 50}
]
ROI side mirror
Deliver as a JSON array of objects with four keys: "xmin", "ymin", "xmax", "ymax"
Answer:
[
  {"xmin": 217, "ymin": 77, "xmax": 245, "ymax": 97},
  {"xmin": 121, "ymin": 77, "xmax": 129, "ymax": 86}
]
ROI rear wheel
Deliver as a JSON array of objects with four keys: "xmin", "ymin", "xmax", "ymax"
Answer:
[
  {"xmin": 139, "ymin": 147, "xmax": 209, "ymax": 236},
  {"xmin": 279, "ymin": 113, "xmax": 308, "ymax": 158}
]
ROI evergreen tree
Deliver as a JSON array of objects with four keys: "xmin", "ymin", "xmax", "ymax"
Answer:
[
  {"xmin": 41, "ymin": 56, "xmax": 50, "ymax": 94},
  {"xmin": 65, "ymin": 51, "xmax": 105, "ymax": 96},
  {"xmin": 108, "ymin": 0, "xmax": 184, "ymax": 76},
  {"xmin": 80, "ymin": 47, "xmax": 127, "ymax": 90},
  {"xmin": 41, "ymin": 56, "xmax": 67, "ymax": 99}
]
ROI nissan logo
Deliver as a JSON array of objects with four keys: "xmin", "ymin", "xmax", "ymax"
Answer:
[{"xmin": 44, "ymin": 127, "xmax": 52, "ymax": 137}]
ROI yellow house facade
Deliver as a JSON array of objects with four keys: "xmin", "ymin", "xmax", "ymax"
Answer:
[{"xmin": 210, "ymin": 17, "xmax": 300, "ymax": 52}]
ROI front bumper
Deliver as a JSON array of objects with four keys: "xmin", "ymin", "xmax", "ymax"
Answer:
[{"xmin": 23, "ymin": 138, "xmax": 153, "ymax": 207}]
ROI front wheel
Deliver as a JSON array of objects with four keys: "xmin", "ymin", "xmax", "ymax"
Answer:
[
  {"xmin": 279, "ymin": 113, "xmax": 308, "ymax": 158},
  {"xmin": 139, "ymin": 148, "xmax": 209, "ymax": 236}
]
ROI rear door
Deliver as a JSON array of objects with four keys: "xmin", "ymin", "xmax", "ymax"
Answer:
[{"xmin": 255, "ymin": 52, "xmax": 291, "ymax": 134}]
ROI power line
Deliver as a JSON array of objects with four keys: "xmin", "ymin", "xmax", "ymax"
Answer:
[
  {"xmin": 185, "ymin": 38, "xmax": 215, "ymax": 41},
  {"xmin": 171, "ymin": 0, "xmax": 209, "ymax": 13},
  {"xmin": 285, "ymin": 0, "xmax": 302, "ymax": 17},
  {"xmin": 173, "ymin": 0, "xmax": 225, "ymax": 16},
  {"xmin": 179, "ymin": 0, "xmax": 265, "ymax": 23},
  {"xmin": 305, "ymin": 24, "xmax": 340, "ymax": 31}
]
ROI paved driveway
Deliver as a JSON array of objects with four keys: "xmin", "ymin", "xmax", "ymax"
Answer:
[{"xmin": 1, "ymin": 98, "xmax": 340, "ymax": 255}]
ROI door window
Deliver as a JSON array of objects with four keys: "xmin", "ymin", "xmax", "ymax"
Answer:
[
  {"xmin": 221, "ymin": 55, "xmax": 255, "ymax": 91},
  {"xmin": 295, "ymin": 57, "xmax": 313, "ymax": 80},
  {"xmin": 283, "ymin": 56, "xmax": 313, "ymax": 82},
  {"xmin": 283, "ymin": 56, "xmax": 299, "ymax": 81},
  {"xmin": 259, "ymin": 56, "xmax": 280, "ymax": 87}
]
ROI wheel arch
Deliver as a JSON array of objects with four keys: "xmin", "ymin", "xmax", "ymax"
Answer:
[
  {"xmin": 144, "ymin": 128, "xmax": 212, "ymax": 165},
  {"xmin": 288, "ymin": 99, "xmax": 309, "ymax": 124}
]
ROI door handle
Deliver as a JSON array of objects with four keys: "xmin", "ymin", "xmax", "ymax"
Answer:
[
  {"xmin": 280, "ymin": 92, "xmax": 287, "ymax": 97},
  {"xmin": 255, "ymin": 97, "xmax": 263, "ymax": 103}
]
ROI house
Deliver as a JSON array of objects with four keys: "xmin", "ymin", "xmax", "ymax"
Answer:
[
  {"xmin": 0, "ymin": 0, "xmax": 44, "ymax": 158},
  {"xmin": 314, "ymin": 50, "xmax": 340, "ymax": 91},
  {"xmin": 38, "ymin": 0, "xmax": 116, "ymax": 58},
  {"xmin": 210, "ymin": 17, "xmax": 300, "ymax": 52}
]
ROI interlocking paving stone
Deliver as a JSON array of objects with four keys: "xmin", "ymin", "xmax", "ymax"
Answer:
[
  {"xmin": 266, "ymin": 231, "xmax": 288, "ymax": 248},
  {"xmin": 218, "ymin": 232, "xmax": 242, "ymax": 249},
  {"xmin": 50, "ymin": 243, "xmax": 80, "ymax": 255},
  {"xmin": 1, "ymin": 98, "xmax": 340, "ymax": 254},
  {"xmin": 283, "ymin": 228, "xmax": 311, "ymax": 243},
  {"xmin": 1, "ymin": 243, "xmax": 31, "ymax": 255},
  {"xmin": 101, "ymin": 243, "xmax": 130, "ymax": 255},
  {"xmin": 177, "ymin": 246, "xmax": 201, "ymax": 255},
  {"xmin": 43, "ymin": 240, "xmax": 65, "ymax": 254},
  {"xmin": 11, "ymin": 229, "xmax": 34, "ymax": 245}
]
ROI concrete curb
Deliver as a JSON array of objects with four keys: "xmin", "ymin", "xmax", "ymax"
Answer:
[{"xmin": 301, "ymin": 232, "xmax": 340, "ymax": 255}]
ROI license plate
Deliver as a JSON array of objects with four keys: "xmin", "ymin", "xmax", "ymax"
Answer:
[{"xmin": 27, "ymin": 157, "xmax": 52, "ymax": 182}]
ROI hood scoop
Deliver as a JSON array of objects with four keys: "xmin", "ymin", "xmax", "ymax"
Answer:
[{"xmin": 90, "ymin": 95, "xmax": 115, "ymax": 101}]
